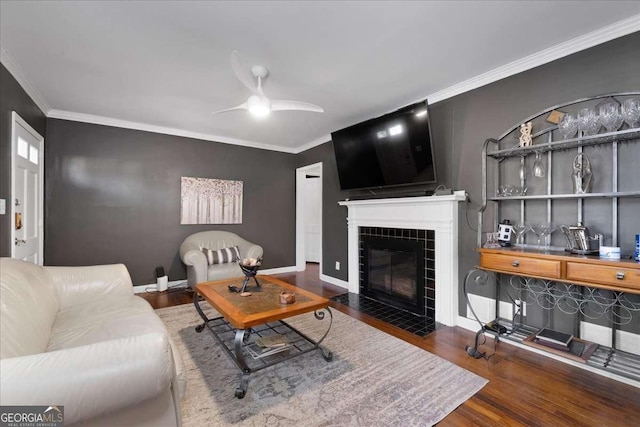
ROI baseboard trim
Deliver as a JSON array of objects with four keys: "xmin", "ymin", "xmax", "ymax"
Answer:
[
  {"xmin": 259, "ymin": 266, "xmax": 297, "ymax": 275},
  {"xmin": 133, "ymin": 279, "xmax": 188, "ymax": 294},
  {"xmin": 319, "ymin": 273, "xmax": 349, "ymax": 289}
]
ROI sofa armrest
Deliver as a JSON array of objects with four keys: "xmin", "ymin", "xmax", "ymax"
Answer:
[
  {"xmin": 180, "ymin": 242, "xmax": 208, "ymax": 287},
  {"xmin": 46, "ymin": 264, "xmax": 133, "ymax": 310},
  {"xmin": 0, "ymin": 333, "xmax": 172, "ymax": 425}
]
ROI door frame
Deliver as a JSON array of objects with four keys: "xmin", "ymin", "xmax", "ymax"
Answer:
[
  {"xmin": 11, "ymin": 111, "xmax": 45, "ymax": 263},
  {"xmin": 295, "ymin": 162, "xmax": 322, "ymax": 273}
]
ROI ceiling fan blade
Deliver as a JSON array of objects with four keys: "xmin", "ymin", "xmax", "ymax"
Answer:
[
  {"xmin": 271, "ymin": 100, "xmax": 324, "ymax": 113},
  {"xmin": 230, "ymin": 50, "xmax": 259, "ymax": 95},
  {"xmin": 212, "ymin": 101, "xmax": 248, "ymax": 115}
]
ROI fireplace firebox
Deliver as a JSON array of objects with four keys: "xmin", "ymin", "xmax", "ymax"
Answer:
[
  {"xmin": 359, "ymin": 227, "xmax": 435, "ymax": 319},
  {"xmin": 362, "ymin": 238, "xmax": 424, "ymax": 315}
]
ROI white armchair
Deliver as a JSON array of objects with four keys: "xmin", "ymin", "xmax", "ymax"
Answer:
[{"xmin": 179, "ymin": 230, "xmax": 263, "ymax": 288}]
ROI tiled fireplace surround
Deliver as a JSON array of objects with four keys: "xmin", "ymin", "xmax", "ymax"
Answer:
[
  {"xmin": 339, "ymin": 191, "xmax": 467, "ymax": 327},
  {"xmin": 359, "ymin": 227, "xmax": 436, "ymax": 320}
]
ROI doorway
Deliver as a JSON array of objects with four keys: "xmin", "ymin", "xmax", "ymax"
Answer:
[
  {"xmin": 11, "ymin": 112, "xmax": 44, "ymax": 264},
  {"xmin": 296, "ymin": 162, "xmax": 322, "ymax": 274}
]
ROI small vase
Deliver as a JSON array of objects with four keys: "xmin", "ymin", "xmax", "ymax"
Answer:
[{"xmin": 571, "ymin": 153, "xmax": 592, "ymax": 194}]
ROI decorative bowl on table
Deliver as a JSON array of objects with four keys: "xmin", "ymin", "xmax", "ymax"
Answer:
[{"xmin": 239, "ymin": 258, "xmax": 262, "ymax": 274}]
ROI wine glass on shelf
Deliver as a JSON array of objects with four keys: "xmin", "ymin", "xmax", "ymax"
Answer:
[
  {"xmin": 598, "ymin": 103, "xmax": 623, "ymax": 133},
  {"xmin": 557, "ymin": 114, "xmax": 578, "ymax": 139},
  {"xmin": 533, "ymin": 152, "xmax": 546, "ymax": 178},
  {"xmin": 531, "ymin": 223, "xmax": 551, "ymax": 249},
  {"xmin": 621, "ymin": 98, "xmax": 640, "ymax": 128},
  {"xmin": 577, "ymin": 107, "xmax": 600, "ymax": 136},
  {"xmin": 512, "ymin": 223, "xmax": 530, "ymax": 247},
  {"xmin": 540, "ymin": 223, "xmax": 557, "ymax": 248}
]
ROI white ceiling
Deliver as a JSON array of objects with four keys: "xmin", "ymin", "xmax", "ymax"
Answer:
[{"xmin": 1, "ymin": 1, "xmax": 639, "ymax": 153}]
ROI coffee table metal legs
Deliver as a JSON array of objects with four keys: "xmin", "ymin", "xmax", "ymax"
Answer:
[{"xmin": 193, "ymin": 295, "xmax": 334, "ymax": 398}]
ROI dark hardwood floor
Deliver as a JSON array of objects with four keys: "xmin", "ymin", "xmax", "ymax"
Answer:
[{"xmin": 140, "ymin": 264, "xmax": 640, "ymax": 426}]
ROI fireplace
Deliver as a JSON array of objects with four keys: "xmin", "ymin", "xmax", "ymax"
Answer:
[
  {"xmin": 360, "ymin": 228, "xmax": 434, "ymax": 318},
  {"xmin": 339, "ymin": 191, "xmax": 466, "ymax": 326}
]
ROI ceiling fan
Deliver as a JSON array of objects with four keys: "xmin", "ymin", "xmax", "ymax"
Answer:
[{"xmin": 213, "ymin": 51, "xmax": 324, "ymax": 118}]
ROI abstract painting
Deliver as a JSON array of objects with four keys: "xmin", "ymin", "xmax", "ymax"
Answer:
[{"xmin": 180, "ymin": 177, "xmax": 243, "ymax": 224}]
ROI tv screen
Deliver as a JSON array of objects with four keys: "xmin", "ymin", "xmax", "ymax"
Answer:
[{"xmin": 331, "ymin": 100, "xmax": 437, "ymax": 190}]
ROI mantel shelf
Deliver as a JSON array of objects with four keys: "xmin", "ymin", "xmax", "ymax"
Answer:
[
  {"xmin": 488, "ymin": 191, "xmax": 640, "ymax": 201},
  {"xmin": 487, "ymin": 128, "xmax": 640, "ymax": 159}
]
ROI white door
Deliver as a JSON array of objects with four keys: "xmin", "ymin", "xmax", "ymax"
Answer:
[
  {"xmin": 304, "ymin": 175, "xmax": 321, "ymax": 262},
  {"xmin": 11, "ymin": 112, "xmax": 44, "ymax": 264},
  {"xmin": 296, "ymin": 162, "xmax": 322, "ymax": 272}
]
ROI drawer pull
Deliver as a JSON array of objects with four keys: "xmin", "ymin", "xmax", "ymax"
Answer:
[
  {"xmin": 616, "ymin": 272, "xmax": 625, "ymax": 280},
  {"xmin": 512, "ymin": 260, "xmax": 520, "ymax": 267}
]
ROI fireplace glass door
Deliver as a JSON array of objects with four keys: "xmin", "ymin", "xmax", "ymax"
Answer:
[
  {"xmin": 369, "ymin": 249, "xmax": 417, "ymax": 301},
  {"xmin": 362, "ymin": 237, "xmax": 425, "ymax": 315}
]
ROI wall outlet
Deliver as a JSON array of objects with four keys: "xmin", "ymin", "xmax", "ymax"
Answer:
[
  {"xmin": 335, "ymin": 261, "xmax": 340, "ymax": 271},
  {"xmin": 0, "ymin": 199, "xmax": 5, "ymax": 215},
  {"xmin": 515, "ymin": 299, "xmax": 526, "ymax": 317}
]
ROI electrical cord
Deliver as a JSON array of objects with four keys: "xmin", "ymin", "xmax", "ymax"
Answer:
[
  {"xmin": 463, "ymin": 269, "xmax": 499, "ymax": 360},
  {"xmin": 464, "ymin": 196, "xmax": 478, "ymax": 232}
]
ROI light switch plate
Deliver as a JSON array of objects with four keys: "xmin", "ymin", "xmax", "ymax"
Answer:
[{"xmin": 0, "ymin": 199, "xmax": 5, "ymax": 215}]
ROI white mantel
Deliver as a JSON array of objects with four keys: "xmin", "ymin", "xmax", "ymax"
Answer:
[{"xmin": 339, "ymin": 190, "xmax": 467, "ymax": 326}]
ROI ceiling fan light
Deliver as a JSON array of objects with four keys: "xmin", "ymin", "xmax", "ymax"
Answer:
[{"xmin": 248, "ymin": 95, "xmax": 271, "ymax": 118}]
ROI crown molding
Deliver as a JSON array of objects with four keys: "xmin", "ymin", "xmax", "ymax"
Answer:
[
  {"xmin": 47, "ymin": 110, "xmax": 297, "ymax": 153},
  {"xmin": 4, "ymin": 15, "xmax": 638, "ymax": 154},
  {"xmin": 297, "ymin": 15, "xmax": 640, "ymax": 152},
  {"xmin": 0, "ymin": 44, "xmax": 51, "ymax": 114},
  {"xmin": 293, "ymin": 134, "xmax": 332, "ymax": 154},
  {"xmin": 425, "ymin": 14, "xmax": 640, "ymax": 104}
]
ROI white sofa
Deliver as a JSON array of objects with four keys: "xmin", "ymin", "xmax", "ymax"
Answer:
[{"xmin": 0, "ymin": 258, "xmax": 186, "ymax": 426}]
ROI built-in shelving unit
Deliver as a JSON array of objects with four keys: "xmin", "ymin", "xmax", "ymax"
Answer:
[{"xmin": 466, "ymin": 92, "xmax": 640, "ymax": 385}]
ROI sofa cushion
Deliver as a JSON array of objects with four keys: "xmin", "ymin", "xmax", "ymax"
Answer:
[
  {"xmin": 207, "ymin": 261, "xmax": 243, "ymax": 281},
  {"xmin": 46, "ymin": 295, "xmax": 188, "ymax": 402},
  {"xmin": 201, "ymin": 245, "xmax": 240, "ymax": 265},
  {"xmin": 47, "ymin": 296, "xmax": 166, "ymax": 352},
  {"xmin": 0, "ymin": 259, "xmax": 59, "ymax": 359}
]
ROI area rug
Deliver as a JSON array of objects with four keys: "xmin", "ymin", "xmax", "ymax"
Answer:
[{"xmin": 156, "ymin": 304, "xmax": 488, "ymax": 426}]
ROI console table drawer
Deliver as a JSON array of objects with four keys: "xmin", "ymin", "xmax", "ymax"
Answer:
[
  {"xmin": 566, "ymin": 262, "xmax": 640, "ymax": 290},
  {"xmin": 480, "ymin": 253, "xmax": 562, "ymax": 279}
]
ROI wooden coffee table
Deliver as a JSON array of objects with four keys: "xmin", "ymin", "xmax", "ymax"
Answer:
[{"xmin": 194, "ymin": 275, "xmax": 333, "ymax": 398}]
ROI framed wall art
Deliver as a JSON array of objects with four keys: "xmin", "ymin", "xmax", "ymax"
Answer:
[{"xmin": 180, "ymin": 177, "xmax": 243, "ymax": 224}]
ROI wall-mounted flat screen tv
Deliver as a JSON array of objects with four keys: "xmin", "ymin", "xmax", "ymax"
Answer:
[{"xmin": 331, "ymin": 100, "xmax": 437, "ymax": 190}]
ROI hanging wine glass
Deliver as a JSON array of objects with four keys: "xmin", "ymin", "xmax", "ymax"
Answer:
[{"xmin": 533, "ymin": 152, "xmax": 545, "ymax": 178}]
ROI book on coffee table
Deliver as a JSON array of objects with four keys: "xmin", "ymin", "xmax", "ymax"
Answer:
[
  {"xmin": 246, "ymin": 343, "xmax": 290, "ymax": 359},
  {"xmin": 535, "ymin": 328, "xmax": 573, "ymax": 347},
  {"xmin": 255, "ymin": 335, "xmax": 288, "ymax": 348}
]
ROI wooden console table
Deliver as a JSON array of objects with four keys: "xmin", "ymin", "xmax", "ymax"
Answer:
[
  {"xmin": 470, "ymin": 247, "xmax": 640, "ymax": 383},
  {"xmin": 478, "ymin": 247, "xmax": 640, "ymax": 294}
]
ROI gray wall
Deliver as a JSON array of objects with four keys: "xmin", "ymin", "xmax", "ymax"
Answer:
[
  {"xmin": 295, "ymin": 141, "xmax": 350, "ymax": 281},
  {"xmin": 0, "ymin": 64, "xmax": 47, "ymax": 256},
  {"xmin": 296, "ymin": 32, "xmax": 640, "ymax": 330},
  {"xmin": 45, "ymin": 119, "xmax": 296, "ymax": 285}
]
